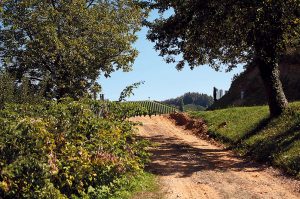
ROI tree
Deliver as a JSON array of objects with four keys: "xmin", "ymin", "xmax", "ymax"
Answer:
[
  {"xmin": 213, "ymin": 87, "xmax": 218, "ymax": 102},
  {"xmin": 146, "ymin": 0, "xmax": 300, "ymax": 117},
  {"xmin": 19, "ymin": 76, "xmax": 32, "ymax": 104},
  {"xmin": 90, "ymin": 82, "xmax": 101, "ymax": 100},
  {"xmin": 0, "ymin": 0, "xmax": 147, "ymax": 99},
  {"xmin": 0, "ymin": 71, "xmax": 14, "ymax": 108},
  {"xmin": 179, "ymin": 98, "xmax": 184, "ymax": 112}
]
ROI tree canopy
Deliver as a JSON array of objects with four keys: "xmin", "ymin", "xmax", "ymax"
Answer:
[
  {"xmin": 146, "ymin": 0, "xmax": 299, "ymax": 70},
  {"xmin": 146, "ymin": 0, "xmax": 300, "ymax": 116},
  {"xmin": 0, "ymin": 0, "xmax": 147, "ymax": 99}
]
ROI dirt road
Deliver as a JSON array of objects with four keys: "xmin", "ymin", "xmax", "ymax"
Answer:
[{"xmin": 131, "ymin": 116, "xmax": 300, "ymax": 199}]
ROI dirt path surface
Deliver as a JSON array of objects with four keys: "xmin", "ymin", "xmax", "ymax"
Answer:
[{"xmin": 131, "ymin": 116, "xmax": 300, "ymax": 199}]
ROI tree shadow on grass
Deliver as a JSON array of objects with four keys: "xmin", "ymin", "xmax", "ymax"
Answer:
[
  {"xmin": 234, "ymin": 117, "xmax": 272, "ymax": 145},
  {"xmin": 205, "ymin": 117, "xmax": 272, "ymax": 148},
  {"xmin": 214, "ymin": 113, "xmax": 300, "ymax": 172},
  {"xmin": 244, "ymin": 124, "xmax": 300, "ymax": 162}
]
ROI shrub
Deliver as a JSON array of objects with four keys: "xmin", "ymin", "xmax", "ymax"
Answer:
[{"xmin": 0, "ymin": 99, "xmax": 149, "ymax": 198}]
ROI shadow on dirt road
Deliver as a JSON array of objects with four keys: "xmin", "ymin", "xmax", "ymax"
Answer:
[{"xmin": 131, "ymin": 116, "xmax": 300, "ymax": 199}]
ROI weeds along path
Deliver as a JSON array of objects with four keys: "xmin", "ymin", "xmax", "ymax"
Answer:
[{"xmin": 131, "ymin": 115, "xmax": 300, "ymax": 199}]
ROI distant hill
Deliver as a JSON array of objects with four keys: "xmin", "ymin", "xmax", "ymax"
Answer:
[
  {"xmin": 210, "ymin": 49, "xmax": 300, "ymax": 109},
  {"xmin": 163, "ymin": 92, "xmax": 214, "ymax": 111}
]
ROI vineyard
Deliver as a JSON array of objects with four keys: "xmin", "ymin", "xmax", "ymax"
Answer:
[{"xmin": 125, "ymin": 101, "xmax": 179, "ymax": 116}]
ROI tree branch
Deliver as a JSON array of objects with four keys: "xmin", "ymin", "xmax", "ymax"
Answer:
[
  {"xmin": 86, "ymin": 0, "xmax": 95, "ymax": 8},
  {"xmin": 29, "ymin": 77, "xmax": 43, "ymax": 81},
  {"xmin": 51, "ymin": 0, "xmax": 58, "ymax": 10}
]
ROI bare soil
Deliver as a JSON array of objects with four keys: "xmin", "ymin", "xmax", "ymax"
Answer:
[{"xmin": 131, "ymin": 115, "xmax": 300, "ymax": 199}]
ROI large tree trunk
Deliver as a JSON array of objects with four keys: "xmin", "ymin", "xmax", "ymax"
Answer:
[
  {"xmin": 252, "ymin": 1, "xmax": 288, "ymax": 117},
  {"xmin": 256, "ymin": 58, "xmax": 288, "ymax": 117}
]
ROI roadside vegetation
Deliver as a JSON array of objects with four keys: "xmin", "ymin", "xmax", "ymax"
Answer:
[
  {"xmin": 190, "ymin": 102, "xmax": 300, "ymax": 178},
  {"xmin": 119, "ymin": 172, "xmax": 161, "ymax": 199},
  {"xmin": 0, "ymin": 72, "xmax": 160, "ymax": 199},
  {"xmin": 110, "ymin": 172, "xmax": 160, "ymax": 199},
  {"xmin": 0, "ymin": 0, "xmax": 299, "ymax": 197},
  {"xmin": 0, "ymin": 1, "xmax": 154, "ymax": 197},
  {"xmin": 0, "ymin": 98, "xmax": 152, "ymax": 198}
]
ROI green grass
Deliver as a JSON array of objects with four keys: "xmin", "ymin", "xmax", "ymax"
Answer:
[
  {"xmin": 184, "ymin": 104, "xmax": 206, "ymax": 112},
  {"xmin": 110, "ymin": 172, "xmax": 162, "ymax": 199},
  {"xmin": 190, "ymin": 101, "xmax": 300, "ymax": 178}
]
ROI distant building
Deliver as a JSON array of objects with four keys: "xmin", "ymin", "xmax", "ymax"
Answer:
[
  {"xmin": 99, "ymin": 94, "xmax": 104, "ymax": 101},
  {"xmin": 213, "ymin": 87, "xmax": 218, "ymax": 101},
  {"xmin": 219, "ymin": 89, "xmax": 223, "ymax": 99},
  {"xmin": 241, "ymin": 91, "xmax": 245, "ymax": 100},
  {"xmin": 214, "ymin": 88, "xmax": 226, "ymax": 100}
]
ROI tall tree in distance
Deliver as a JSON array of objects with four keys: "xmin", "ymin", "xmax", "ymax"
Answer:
[
  {"xmin": 179, "ymin": 98, "xmax": 184, "ymax": 112},
  {"xmin": 213, "ymin": 87, "xmax": 218, "ymax": 102},
  {"xmin": 146, "ymin": 0, "xmax": 300, "ymax": 117},
  {"xmin": 0, "ymin": 0, "xmax": 147, "ymax": 99}
]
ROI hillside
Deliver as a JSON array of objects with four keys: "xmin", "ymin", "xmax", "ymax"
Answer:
[
  {"xmin": 190, "ymin": 102, "xmax": 300, "ymax": 178},
  {"xmin": 163, "ymin": 92, "xmax": 213, "ymax": 110},
  {"xmin": 211, "ymin": 50, "xmax": 300, "ymax": 109}
]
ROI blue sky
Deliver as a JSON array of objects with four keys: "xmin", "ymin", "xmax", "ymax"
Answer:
[{"xmin": 98, "ymin": 12, "xmax": 244, "ymax": 101}]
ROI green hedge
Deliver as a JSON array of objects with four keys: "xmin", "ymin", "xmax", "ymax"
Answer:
[{"xmin": 0, "ymin": 99, "xmax": 149, "ymax": 198}]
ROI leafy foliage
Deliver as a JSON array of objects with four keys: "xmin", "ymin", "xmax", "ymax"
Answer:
[
  {"xmin": 0, "ymin": 0, "xmax": 147, "ymax": 99},
  {"xmin": 145, "ymin": 0, "xmax": 300, "ymax": 116},
  {"xmin": 146, "ymin": 0, "xmax": 299, "ymax": 70},
  {"xmin": 0, "ymin": 71, "xmax": 14, "ymax": 107},
  {"xmin": 0, "ymin": 99, "xmax": 150, "ymax": 198},
  {"xmin": 179, "ymin": 99, "xmax": 184, "ymax": 112},
  {"xmin": 0, "ymin": 71, "xmax": 46, "ymax": 108},
  {"xmin": 103, "ymin": 101, "xmax": 149, "ymax": 120},
  {"xmin": 127, "ymin": 101, "xmax": 178, "ymax": 116},
  {"xmin": 119, "ymin": 81, "xmax": 145, "ymax": 102}
]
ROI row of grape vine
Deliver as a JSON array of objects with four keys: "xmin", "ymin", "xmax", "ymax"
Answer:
[{"xmin": 125, "ymin": 101, "xmax": 179, "ymax": 116}]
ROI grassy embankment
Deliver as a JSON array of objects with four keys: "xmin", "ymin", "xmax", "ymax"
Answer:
[
  {"xmin": 190, "ymin": 102, "xmax": 300, "ymax": 178},
  {"xmin": 112, "ymin": 172, "xmax": 160, "ymax": 199}
]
